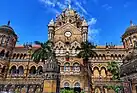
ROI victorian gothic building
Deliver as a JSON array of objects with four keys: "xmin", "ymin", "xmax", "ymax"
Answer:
[{"xmin": 0, "ymin": 7, "xmax": 137, "ymax": 93}]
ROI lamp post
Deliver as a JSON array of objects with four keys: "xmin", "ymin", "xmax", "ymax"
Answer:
[{"xmin": 23, "ymin": 42, "xmax": 32, "ymax": 77}]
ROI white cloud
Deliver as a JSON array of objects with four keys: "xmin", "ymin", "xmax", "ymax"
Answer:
[
  {"xmin": 102, "ymin": 4, "xmax": 112, "ymax": 10},
  {"xmin": 39, "ymin": 0, "xmax": 56, "ymax": 7},
  {"xmin": 88, "ymin": 18, "xmax": 97, "ymax": 25},
  {"xmin": 39, "ymin": 0, "xmax": 100, "ymax": 43},
  {"xmin": 56, "ymin": 2, "xmax": 66, "ymax": 9},
  {"xmin": 75, "ymin": 2, "xmax": 88, "ymax": 15},
  {"xmin": 88, "ymin": 28, "xmax": 100, "ymax": 43},
  {"xmin": 87, "ymin": 18, "xmax": 99, "ymax": 43}
]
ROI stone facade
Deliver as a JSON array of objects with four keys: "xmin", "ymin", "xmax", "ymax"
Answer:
[{"xmin": 0, "ymin": 8, "xmax": 136, "ymax": 93}]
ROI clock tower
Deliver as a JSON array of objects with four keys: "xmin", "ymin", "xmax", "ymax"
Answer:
[
  {"xmin": 48, "ymin": 8, "xmax": 88, "ymax": 56},
  {"xmin": 48, "ymin": 8, "xmax": 89, "ymax": 92}
]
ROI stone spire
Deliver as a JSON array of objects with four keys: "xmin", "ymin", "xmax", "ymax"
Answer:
[
  {"xmin": 82, "ymin": 19, "xmax": 88, "ymax": 26},
  {"xmin": 48, "ymin": 19, "xmax": 54, "ymax": 26}
]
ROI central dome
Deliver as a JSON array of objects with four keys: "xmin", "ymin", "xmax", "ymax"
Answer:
[{"xmin": 63, "ymin": 8, "xmax": 76, "ymax": 17}]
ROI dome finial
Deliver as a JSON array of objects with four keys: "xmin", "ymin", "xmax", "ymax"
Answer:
[
  {"xmin": 7, "ymin": 20, "xmax": 10, "ymax": 26},
  {"xmin": 66, "ymin": 0, "xmax": 71, "ymax": 9},
  {"xmin": 130, "ymin": 20, "xmax": 134, "ymax": 26}
]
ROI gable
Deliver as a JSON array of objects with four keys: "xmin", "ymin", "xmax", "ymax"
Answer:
[{"xmin": 55, "ymin": 23, "xmax": 81, "ymax": 35}]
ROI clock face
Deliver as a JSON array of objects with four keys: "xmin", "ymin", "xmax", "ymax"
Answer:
[{"xmin": 64, "ymin": 31, "xmax": 72, "ymax": 37}]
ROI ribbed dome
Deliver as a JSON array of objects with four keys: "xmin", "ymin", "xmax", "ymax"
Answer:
[
  {"xmin": 0, "ymin": 25, "xmax": 14, "ymax": 31},
  {"xmin": 0, "ymin": 25, "xmax": 17, "ymax": 37},
  {"xmin": 122, "ymin": 23, "xmax": 137, "ymax": 39}
]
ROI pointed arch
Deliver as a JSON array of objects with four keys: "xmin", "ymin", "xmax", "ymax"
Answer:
[
  {"xmin": 1, "ymin": 66, "xmax": 6, "ymax": 73},
  {"xmin": 101, "ymin": 67, "xmax": 107, "ymax": 77},
  {"xmin": 20, "ymin": 53, "xmax": 24, "ymax": 59},
  {"xmin": 18, "ymin": 66, "xmax": 24, "ymax": 75},
  {"xmin": 0, "ymin": 49, "xmax": 5, "ymax": 57},
  {"xmin": 73, "ymin": 62, "xmax": 80, "ymax": 72},
  {"xmin": 93, "ymin": 67, "xmax": 99, "ymax": 78},
  {"xmin": 5, "ymin": 51, "xmax": 10, "ymax": 58},
  {"xmin": 16, "ymin": 53, "xmax": 20, "ymax": 59},
  {"xmin": 111, "ymin": 54, "xmax": 114, "ymax": 60},
  {"xmin": 64, "ymin": 62, "xmax": 70, "ymax": 72},
  {"xmin": 10, "ymin": 66, "xmax": 17, "ymax": 75},
  {"xmin": 29, "ymin": 66, "xmax": 36, "ymax": 75},
  {"xmin": 95, "ymin": 87, "xmax": 101, "ymax": 93},
  {"xmin": 12, "ymin": 53, "xmax": 16, "ymax": 59},
  {"xmin": 37, "ymin": 66, "xmax": 43, "ymax": 75},
  {"xmin": 64, "ymin": 82, "xmax": 70, "ymax": 88}
]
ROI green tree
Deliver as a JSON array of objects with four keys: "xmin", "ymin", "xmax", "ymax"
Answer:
[
  {"xmin": 60, "ymin": 89, "xmax": 84, "ymax": 93},
  {"xmin": 77, "ymin": 41, "xmax": 96, "ymax": 92},
  {"xmin": 32, "ymin": 40, "xmax": 54, "ymax": 63},
  {"xmin": 107, "ymin": 61, "xmax": 122, "ymax": 93},
  {"xmin": 107, "ymin": 61, "xmax": 120, "ymax": 80}
]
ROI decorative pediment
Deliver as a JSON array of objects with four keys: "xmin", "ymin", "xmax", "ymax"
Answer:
[{"xmin": 55, "ymin": 23, "xmax": 81, "ymax": 35}]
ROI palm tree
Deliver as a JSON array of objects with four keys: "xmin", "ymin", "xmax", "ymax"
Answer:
[
  {"xmin": 32, "ymin": 40, "xmax": 54, "ymax": 63},
  {"xmin": 77, "ymin": 41, "xmax": 96, "ymax": 92}
]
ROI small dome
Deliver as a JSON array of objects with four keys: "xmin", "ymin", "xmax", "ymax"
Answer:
[
  {"xmin": 0, "ymin": 25, "xmax": 14, "ymax": 31},
  {"xmin": 122, "ymin": 21, "xmax": 137, "ymax": 39},
  {"xmin": 0, "ymin": 25, "xmax": 17, "ymax": 37}
]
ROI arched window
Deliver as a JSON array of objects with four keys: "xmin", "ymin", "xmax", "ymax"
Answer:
[
  {"xmin": 73, "ymin": 63, "xmax": 80, "ymax": 72},
  {"xmin": 37, "ymin": 66, "xmax": 43, "ymax": 75},
  {"xmin": 29, "ymin": 66, "xmax": 36, "ymax": 75},
  {"xmin": 64, "ymin": 82, "xmax": 70, "ymax": 88},
  {"xmin": 74, "ymin": 82, "xmax": 80, "ymax": 88},
  {"xmin": 74, "ymin": 82, "xmax": 81, "ymax": 93},
  {"xmin": 1, "ymin": 66, "xmax": 6, "ymax": 73},
  {"xmin": 20, "ymin": 54, "xmax": 24, "ymax": 59},
  {"xmin": 101, "ymin": 67, "xmax": 106, "ymax": 77},
  {"xmin": 60, "ymin": 46, "xmax": 64, "ymax": 54},
  {"xmin": 18, "ymin": 66, "xmax": 24, "ymax": 75},
  {"xmin": 72, "ymin": 46, "xmax": 76, "ymax": 54},
  {"xmin": 64, "ymin": 63, "xmax": 70, "ymax": 72},
  {"xmin": 0, "ymin": 49, "xmax": 5, "ymax": 57},
  {"xmin": 23, "ymin": 54, "xmax": 27, "ymax": 59},
  {"xmin": 111, "ymin": 54, "xmax": 114, "ymax": 60},
  {"xmin": 16, "ymin": 54, "xmax": 20, "ymax": 59},
  {"xmin": 12, "ymin": 53, "xmax": 16, "ymax": 59},
  {"xmin": 5, "ymin": 51, "xmax": 9, "ymax": 58},
  {"xmin": 10, "ymin": 66, "xmax": 17, "ymax": 75},
  {"xmin": 95, "ymin": 87, "xmax": 101, "ymax": 93},
  {"xmin": 93, "ymin": 67, "xmax": 99, "ymax": 78}
]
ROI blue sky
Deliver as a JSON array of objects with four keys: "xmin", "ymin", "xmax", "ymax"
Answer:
[{"xmin": 0, "ymin": 0, "xmax": 137, "ymax": 45}]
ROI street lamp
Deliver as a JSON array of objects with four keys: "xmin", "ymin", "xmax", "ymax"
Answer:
[{"xmin": 23, "ymin": 42, "xmax": 32, "ymax": 77}]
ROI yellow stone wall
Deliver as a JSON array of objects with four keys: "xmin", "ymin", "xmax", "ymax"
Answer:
[{"xmin": 43, "ymin": 80, "xmax": 57, "ymax": 93}]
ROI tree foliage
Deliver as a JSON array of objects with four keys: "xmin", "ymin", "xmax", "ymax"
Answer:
[
  {"xmin": 77, "ymin": 41, "xmax": 96, "ymax": 63},
  {"xmin": 31, "ymin": 40, "xmax": 54, "ymax": 63},
  {"xmin": 107, "ymin": 61, "xmax": 123, "ymax": 93},
  {"xmin": 60, "ymin": 89, "xmax": 84, "ymax": 93},
  {"xmin": 107, "ymin": 61, "xmax": 120, "ymax": 80}
]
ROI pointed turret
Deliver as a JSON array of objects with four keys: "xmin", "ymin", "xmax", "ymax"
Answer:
[
  {"xmin": 82, "ymin": 19, "xmax": 88, "ymax": 27},
  {"xmin": 48, "ymin": 19, "xmax": 55, "ymax": 27}
]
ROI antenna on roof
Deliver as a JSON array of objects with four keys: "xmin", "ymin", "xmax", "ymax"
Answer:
[{"xmin": 7, "ymin": 20, "xmax": 10, "ymax": 26}]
